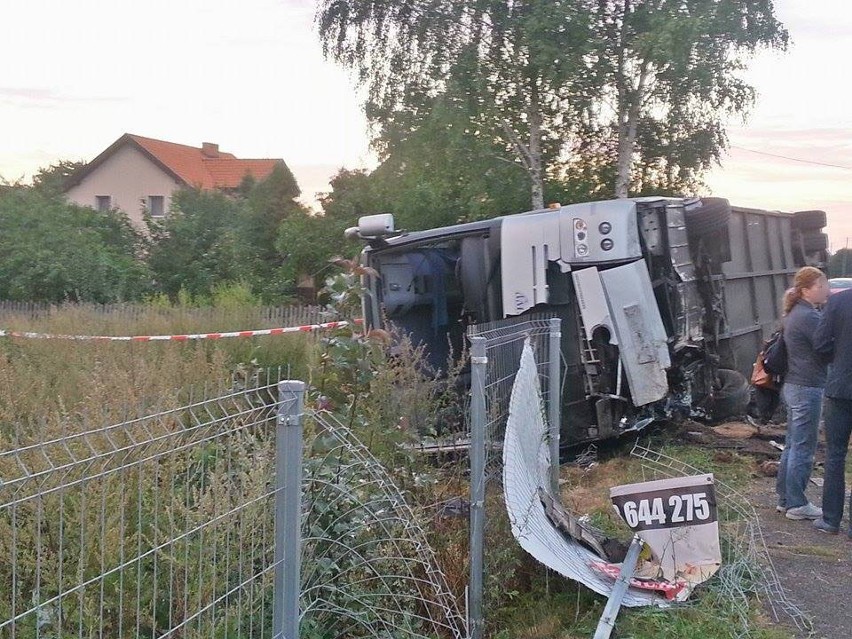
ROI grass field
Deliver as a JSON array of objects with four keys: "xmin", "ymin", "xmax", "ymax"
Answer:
[
  {"xmin": 0, "ymin": 303, "xmax": 794, "ymax": 638},
  {"xmin": 0, "ymin": 304, "xmax": 314, "ymax": 424}
]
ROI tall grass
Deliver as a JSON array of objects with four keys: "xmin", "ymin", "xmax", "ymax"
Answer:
[
  {"xmin": 0, "ymin": 303, "xmax": 317, "ymax": 638},
  {"xmin": 0, "ymin": 304, "xmax": 316, "ymax": 416}
]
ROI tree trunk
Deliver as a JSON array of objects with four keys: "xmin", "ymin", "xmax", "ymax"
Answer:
[
  {"xmin": 614, "ymin": 112, "xmax": 638, "ymax": 199},
  {"xmin": 498, "ymin": 82, "xmax": 544, "ymax": 210},
  {"xmin": 614, "ymin": 62, "xmax": 648, "ymax": 199},
  {"xmin": 613, "ymin": 0, "xmax": 643, "ymax": 200},
  {"xmin": 528, "ymin": 103, "xmax": 544, "ymax": 210}
]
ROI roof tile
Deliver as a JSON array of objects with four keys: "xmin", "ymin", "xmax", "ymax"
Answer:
[{"xmin": 128, "ymin": 134, "xmax": 280, "ymax": 189}]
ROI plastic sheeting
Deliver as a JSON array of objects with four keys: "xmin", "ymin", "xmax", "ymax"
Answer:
[{"xmin": 502, "ymin": 340, "xmax": 665, "ymax": 607}]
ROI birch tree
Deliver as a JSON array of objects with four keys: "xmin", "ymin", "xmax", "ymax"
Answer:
[
  {"xmin": 317, "ymin": 0, "xmax": 595, "ymax": 210},
  {"xmin": 591, "ymin": 0, "xmax": 788, "ymax": 198}
]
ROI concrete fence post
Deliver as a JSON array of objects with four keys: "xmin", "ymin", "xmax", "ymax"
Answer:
[{"xmin": 274, "ymin": 380, "xmax": 305, "ymax": 639}]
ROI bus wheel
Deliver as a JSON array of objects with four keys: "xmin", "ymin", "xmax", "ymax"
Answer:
[
  {"xmin": 707, "ymin": 368, "xmax": 750, "ymax": 421},
  {"xmin": 685, "ymin": 197, "xmax": 731, "ymax": 237}
]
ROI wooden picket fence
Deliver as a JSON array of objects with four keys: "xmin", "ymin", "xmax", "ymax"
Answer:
[{"xmin": 0, "ymin": 300, "xmax": 326, "ymax": 333}]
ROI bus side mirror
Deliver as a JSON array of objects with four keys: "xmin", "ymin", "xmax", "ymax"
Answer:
[{"xmin": 345, "ymin": 214, "xmax": 396, "ymax": 241}]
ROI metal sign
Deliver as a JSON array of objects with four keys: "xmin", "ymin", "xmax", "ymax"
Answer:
[{"xmin": 610, "ymin": 474, "xmax": 722, "ymax": 591}]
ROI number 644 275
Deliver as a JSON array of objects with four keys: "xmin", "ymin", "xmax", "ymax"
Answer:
[{"xmin": 619, "ymin": 492, "xmax": 711, "ymax": 528}]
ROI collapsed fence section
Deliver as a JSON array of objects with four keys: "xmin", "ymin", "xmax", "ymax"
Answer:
[
  {"xmin": 302, "ymin": 408, "xmax": 466, "ymax": 639},
  {"xmin": 466, "ymin": 315, "xmax": 561, "ymax": 639},
  {"xmin": 630, "ymin": 442, "xmax": 812, "ymax": 636}
]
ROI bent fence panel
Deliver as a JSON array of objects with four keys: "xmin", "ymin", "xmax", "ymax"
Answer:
[
  {"xmin": 0, "ymin": 377, "xmax": 465, "ymax": 639},
  {"xmin": 466, "ymin": 314, "xmax": 561, "ymax": 639},
  {"xmin": 302, "ymin": 410, "xmax": 466, "ymax": 639}
]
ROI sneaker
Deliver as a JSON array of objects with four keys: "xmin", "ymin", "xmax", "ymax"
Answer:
[
  {"xmin": 776, "ymin": 504, "xmax": 787, "ymax": 514},
  {"xmin": 813, "ymin": 518, "xmax": 839, "ymax": 534},
  {"xmin": 785, "ymin": 503, "xmax": 823, "ymax": 520}
]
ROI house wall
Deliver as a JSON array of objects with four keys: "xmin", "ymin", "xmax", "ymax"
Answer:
[{"xmin": 65, "ymin": 144, "xmax": 180, "ymax": 228}]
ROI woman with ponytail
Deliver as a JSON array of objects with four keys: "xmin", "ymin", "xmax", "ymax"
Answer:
[{"xmin": 776, "ymin": 266, "xmax": 830, "ymax": 521}]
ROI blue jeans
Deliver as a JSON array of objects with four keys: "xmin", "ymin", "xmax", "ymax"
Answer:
[
  {"xmin": 776, "ymin": 383, "xmax": 823, "ymax": 509},
  {"xmin": 821, "ymin": 397, "xmax": 852, "ymax": 531}
]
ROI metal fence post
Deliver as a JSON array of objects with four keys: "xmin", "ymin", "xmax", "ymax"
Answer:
[
  {"xmin": 547, "ymin": 318, "xmax": 562, "ymax": 495},
  {"xmin": 593, "ymin": 535, "xmax": 644, "ymax": 639},
  {"xmin": 274, "ymin": 380, "xmax": 305, "ymax": 639},
  {"xmin": 468, "ymin": 337, "xmax": 487, "ymax": 639}
]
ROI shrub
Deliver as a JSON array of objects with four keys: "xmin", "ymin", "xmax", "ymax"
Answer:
[{"xmin": 0, "ymin": 189, "xmax": 150, "ymax": 303}]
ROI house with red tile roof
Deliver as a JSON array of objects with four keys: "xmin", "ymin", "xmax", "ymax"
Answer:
[{"xmin": 65, "ymin": 133, "xmax": 282, "ymax": 227}]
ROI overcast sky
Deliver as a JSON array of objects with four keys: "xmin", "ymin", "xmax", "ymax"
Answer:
[{"xmin": 2, "ymin": 0, "xmax": 850, "ymax": 246}]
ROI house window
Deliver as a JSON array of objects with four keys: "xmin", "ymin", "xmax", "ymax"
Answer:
[
  {"xmin": 148, "ymin": 195, "xmax": 165, "ymax": 218},
  {"xmin": 95, "ymin": 195, "xmax": 111, "ymax": 212}
]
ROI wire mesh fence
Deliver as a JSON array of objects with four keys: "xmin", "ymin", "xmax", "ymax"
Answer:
[
  {"xmin": 303, "ymin": 410, "xmax": 466, "ymax": 639},
  {"xmin": 0, "ymin": 378, "xmax": 282, "ymax": 639},
  {"xmin": 630, "ymin": 441, "xmax": 813, "ymax": 636},
  {"xmin": 0, "ymin": 373, "xmax": 466, "ymax": 639},
  {"xmin": 467, "ymin": 314, "xmax": 560, "ymax": 485},
  {"xmin": 466, "ymin": 314, "xmax": 561, "ymax": 638}
]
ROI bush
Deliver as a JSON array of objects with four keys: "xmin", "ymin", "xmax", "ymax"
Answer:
[
  {"xmin": 0, "ymin": 189, "xmax": 150, "ymax": 303},
  {"xmin": 146, "ymin": 189, "xmax": 245, "ymax": 299}
]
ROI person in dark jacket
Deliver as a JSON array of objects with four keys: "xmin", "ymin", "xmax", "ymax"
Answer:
[
  {"xmin": 812, "ymin": 287, "xmax": 852, "ymax": 535},
  {"xmin": 776, "ymin": 267, "xmax": 830, "ymax": 521}
]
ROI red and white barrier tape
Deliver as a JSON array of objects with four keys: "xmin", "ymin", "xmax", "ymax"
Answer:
[{"xmin": 0, "ymin": 320, "xmax": 355, "ymax": 342}]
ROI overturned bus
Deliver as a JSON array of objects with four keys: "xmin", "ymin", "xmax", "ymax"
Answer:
[{"xmin": 347, "ymin": 198, "xmax": 828, "ymax": 446}]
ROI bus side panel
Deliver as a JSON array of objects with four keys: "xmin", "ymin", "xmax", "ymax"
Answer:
[{"xmin": 717, "ymin": 208, "xmax": 797, "ymax": 377}]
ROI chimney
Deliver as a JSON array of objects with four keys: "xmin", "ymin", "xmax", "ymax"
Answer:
[{"xmin": 201, "ymin": 142, "xmax": 219, "ymax": 158}]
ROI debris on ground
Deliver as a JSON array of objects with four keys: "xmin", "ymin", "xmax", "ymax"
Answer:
[
  {"xmin": 435, "ymin": 496, "xmax": 470, "ymax": 519},
  {"xmin": 573, "ymin": 443, "xmax": 599, "ymax": 468},
  {"xmin": 674, "ymin": 419, "xmax": 788, "ymax": 460},
  {"xmin": 758, "ymin": 460, "xmax": 780, "ymax": 477},
  {"xmin": 712, "ymin": 422, "xmax": 759, "ymax": 439}
]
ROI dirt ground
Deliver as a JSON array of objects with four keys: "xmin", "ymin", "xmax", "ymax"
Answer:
[
  {"xmin": 681, "ymin": 420, "xmax": 852, "ymax": 638},
  {"xmin": 751, "ymin": 477, "xmax": 852, "ymax": 639}
]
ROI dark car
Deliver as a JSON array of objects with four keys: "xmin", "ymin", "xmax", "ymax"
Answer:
[{"xmin": 829, "ymin": 278, "xmax": 852, "ymax": 295}]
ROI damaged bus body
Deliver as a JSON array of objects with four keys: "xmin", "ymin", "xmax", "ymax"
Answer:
[{"xmin": 349, "ymin": 198, "xmax": 828, "ymax": 446}]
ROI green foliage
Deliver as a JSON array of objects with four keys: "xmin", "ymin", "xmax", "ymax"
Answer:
[
  {"xmin": 493, "ymin": 585, "xmax": 791, "ymax": 639},
  {"xmin": 588, "ymin": 0, "xmax": 789, "ymax": 195},
  {"xmin": 145, "ymin": 163, "xmax": 313, "ymax": 303},
  {"xmin": 311, "ymin": 269, "xmax": 457, "ymax": 463},
  {"xmin": 31, "ymin": 159, "xmax": 88, "ymax": 196},
  {"xmin": 319, "ymin": 0, "xmax": 596, "ymax": 208},
  {"xmin": 240, "ymin": 162, "xmax": 308, "ymax": 298},
  {"xmin": 318, "ymin": 0, "xmax": 789, "ymax": 206},
  {"xmin": 275, "ymin": 169, "xmax": 374, "ymax": 286},
  {"xmin": 363, "ymin": 89, "xmax": 535, "ymax": 228},
  {"xmin": 276, "ymin": 209, "xmax": 345, "ymax": 284},
  {"xmin": 146, "ymin": 188, "xmax": 245, "ymax": 298},
  {"xmin": 314, "ymin": 95, "xmax": 541, "ymax": 234},
  {"xmin": 828, "ymin": 248, "xmax": 852, "ymax": 277},
  {"xmin": 0, "ymin": 188, "xmax": 150, "ymax": 302},
  {"xmin": 0, "ymin": 158, "xmax": 333, "ymax": 304},
  {"xmin": 209, "ymin": 280, "xmax": 261, "ymax": 308},
  {"xmin": 247, "ymin": 161, "xmax": 301, "ymax": 210},
  {"xmin": 318, "ymin": 168, "xmax": 385, "ymax": 220}
]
